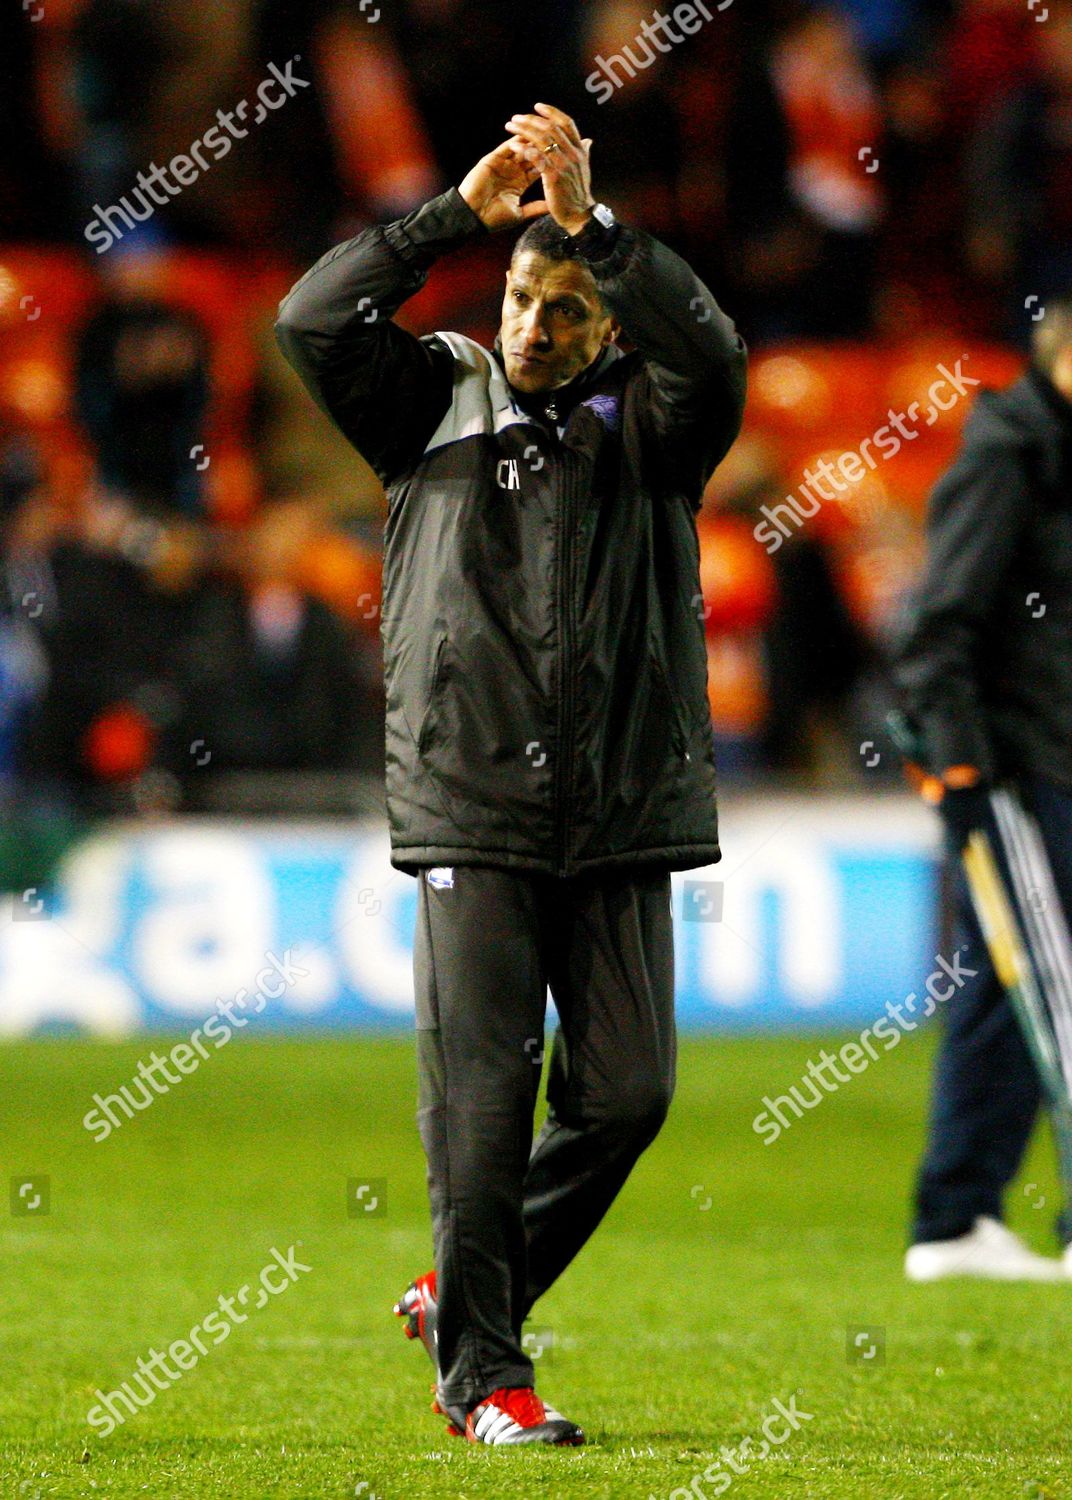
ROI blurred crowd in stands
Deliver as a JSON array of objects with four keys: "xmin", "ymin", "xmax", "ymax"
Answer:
[{"xmin": 0, "ymin": 0, "xmax": 1066, "ymax": 869}]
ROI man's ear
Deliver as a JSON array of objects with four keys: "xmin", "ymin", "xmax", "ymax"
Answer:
[{"xmin": 603, "ymin": 317, "xmax": 620, "ymax": 348}]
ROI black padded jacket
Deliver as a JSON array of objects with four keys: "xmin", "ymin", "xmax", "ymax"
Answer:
[
  {"xmin": 276, "ymin": 189, "xmax": 747, "ymax": 875},
  {"xmin": 894, "ymin": 364, "xmax": 1072, "ymax": 790}
]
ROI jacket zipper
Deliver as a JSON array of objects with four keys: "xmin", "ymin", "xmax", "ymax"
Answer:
[{"xmin": 557, "ymin": 446, "xmax": 576, "ymax": 875}]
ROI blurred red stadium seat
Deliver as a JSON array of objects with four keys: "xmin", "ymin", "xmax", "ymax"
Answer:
[
  {"xmin": 697, "ymin": 513, "xmax": 777, "ymax": 635},
  {"xmin": 0, "ymin": 248, "xmax": 97, "ymax": 332}
]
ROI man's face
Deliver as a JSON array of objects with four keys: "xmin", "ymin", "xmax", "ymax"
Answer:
[{"xmin": 501, "ymin": 252, "xmax": 617, "ymax": 394}]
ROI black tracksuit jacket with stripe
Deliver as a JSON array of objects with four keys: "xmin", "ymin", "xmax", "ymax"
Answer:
[
  {"xmin": 276, "ymin": 189, "xmax": 747, "ymax": 876},
  {"xmin": 894, "ymin": 365, "xmax": 1072, "ymax": 790}
]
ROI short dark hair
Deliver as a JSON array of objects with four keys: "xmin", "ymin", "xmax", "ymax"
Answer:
[
  {"xmin": 511, "ymin": 215, "xmax": 583, "ymax": 266},
  {"xmin": 1033, "ymin": 295, "xmax": 1072, "ymax": 374}
]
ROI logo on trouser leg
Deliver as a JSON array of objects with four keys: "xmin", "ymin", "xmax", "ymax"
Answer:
[{"xmin": 427, "ymin": 867, "xmax": 454, "ymax": 889}]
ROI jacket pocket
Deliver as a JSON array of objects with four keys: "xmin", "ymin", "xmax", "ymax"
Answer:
[
  {"xmin": 648, "ymin": 648, "xmax": 690, "ymax": 761},
  {"xmin": 417, "ymin": 632, "xmax": 448, "ymax": 756}
]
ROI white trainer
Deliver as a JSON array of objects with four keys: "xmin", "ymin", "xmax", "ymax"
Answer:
[{"xmin": 905, "ymin": 1215, "xmax": 1065, "ymax": 1282}]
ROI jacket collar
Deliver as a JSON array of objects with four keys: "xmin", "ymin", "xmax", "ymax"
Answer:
[{"xmin": 491, "ymin": 336, "xmax": 618, "ymax": 428}]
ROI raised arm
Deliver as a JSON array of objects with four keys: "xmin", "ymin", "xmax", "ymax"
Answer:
[
  {"xmin": 579, "ymin": 219, "xmax": 747, "ymax": 488},
  {"xmin": 507, "ymin": 103, "xmax": 747, "ymax": 492},
  {"xmin": 275, "ymin": 136, "xmax": 548, "ymax": 485},
  {"xmin": 275, "ymin": 193, "xmax": 477, "ymax": 484}
]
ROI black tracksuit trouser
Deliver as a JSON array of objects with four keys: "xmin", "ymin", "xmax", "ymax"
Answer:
[
  {"xmin": 914, "ymin": 776, "xmax": 1072, "ymax": 1245},
  {"xmin": 412, "ymin": 863, "xmax": 676, "ymax": 1416}
]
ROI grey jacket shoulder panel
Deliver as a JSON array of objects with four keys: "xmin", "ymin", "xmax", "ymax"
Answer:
[{"xmin": 421, "ymin": 332, "xmax": 533, "ymax": 457}]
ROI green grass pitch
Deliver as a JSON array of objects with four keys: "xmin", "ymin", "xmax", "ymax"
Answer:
[{"xmin": 1, "ymin": 1031, "xmax": 1069, "ymax": 1499}]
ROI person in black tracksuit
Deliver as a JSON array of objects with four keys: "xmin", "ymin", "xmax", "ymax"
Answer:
[
  {"xmin": 276, "ymin": 105, "xmax": 746, "ymax": 1439},
  {"xmin": 894, "ymin": 299, "xmax": 1072, "ymax": 1274}
]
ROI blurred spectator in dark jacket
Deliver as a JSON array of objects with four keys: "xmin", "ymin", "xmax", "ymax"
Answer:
[
  {"xmin": 65, "ymin": 0, "xmax": 432, "ymax": 258},
  {"xmin": 17, "ymin": 293, "xmax": 214, "ymax": 812},
  {"xmin": 253, "ymin": 0, "xmax": 438, "ymax": 252},
  {"xmin": 571, "ymin": 1, "xmax": 693, "ymax": 237},
  {"xmin": 14, "ymin": 486, "xmax": 210, "ymax": 815},
  {"xmin": 965, "ymin": 0, "xmax": 1072, "ymax": 342},
  {"xmin": 70, "ymin": 0, "xmax": 172, "ymax": 248},
  {"xmin": 178, "ymin": 491, "xmax": 361, "ymax": 781},
  {"xmin": 763, "ymin": 5, "xmax": 886, "ymax": 338},
  {"xmin": 75, "ymin": 296, "xmax": 211, "ymax": 515}
]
